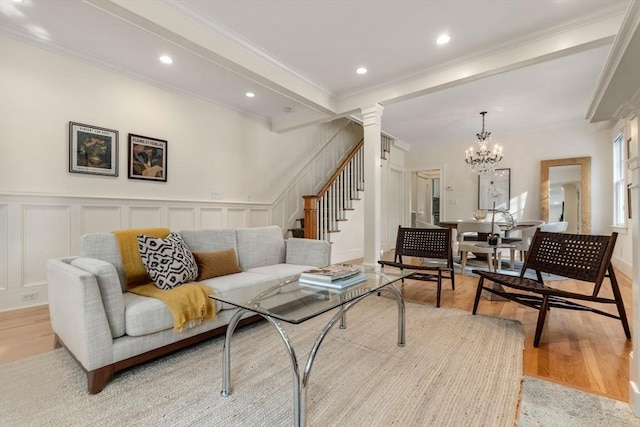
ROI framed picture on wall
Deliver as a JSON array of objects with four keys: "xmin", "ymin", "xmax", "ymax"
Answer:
[
  {"xmin": 478, "ymin": 168, "xmax": 510, "ymax": 210},
  {"xmin": 69, "ymin": 122, "xmax": 118, "ymax": 176},
  {"xmin": 128, "ymin": 134, "xmax": 167, "ymax": 182}
]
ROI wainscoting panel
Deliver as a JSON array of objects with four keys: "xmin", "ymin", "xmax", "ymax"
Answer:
[
  {"xmin": 129, "ymin": 206, "xmax": 163, "ymax": 228},
  {"xmin": 168, "ymin": 207, "xmax": 196, "ymax": 231},
  {"xmin": 80, "ymin": 205, "xmax": 122, "ymax": 234},
  {"xmin": 249, "ymin": 209, "xmax": 270, "ymax": 228},
  {"xmin": 0, "ymin": 194, "xmax": 273, "ymax": 311},
  {"xmin": 22, "ymin": 205, "xmax": 70, "ymax": 287},
  {"xmin": 200, "ymin": 208, "xmax": 224, "ymax": 229},
  {"xmin": 0, "ymin": 204, "xmax": 7, "ymax": 291},
  {"xmin": 227, "ymin": 209, "xmax": 248, "ymax": 228}
]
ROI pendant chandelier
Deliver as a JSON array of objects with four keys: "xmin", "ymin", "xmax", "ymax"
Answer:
[{"xmin": 465, "ymin": 111, "xmax": 503, "ymax": 175}]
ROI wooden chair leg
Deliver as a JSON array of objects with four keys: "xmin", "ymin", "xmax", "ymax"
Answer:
[
  {"xmin": 533, "ymin": 295, "xmax": 550, "ymax": 347},
  {"xmin": 510, "ymin": 248, "xmax": 516, "ymax": 270},
  {"xmin": 460, "ymin": 251, "xmax": 468, "ymax": 275},
  {"xmin": 608, "ymin": 266, "xmax": 631, "ymax": 339},
  {"xmin": 472, "ymin": 277, "xmax": 485, "ymax": 314},
  {"xmin": 486, "ymin": 254, "xmax": 493, "ymax": 272}
]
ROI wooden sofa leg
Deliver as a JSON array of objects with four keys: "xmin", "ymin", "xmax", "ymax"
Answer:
[
  {"xmin": 88, "ymin": 366, "xmax": 114, "ymax": 394},
  {"xmin": 53, "ymin": 335, "xmax": 63, "ymax": 349}
]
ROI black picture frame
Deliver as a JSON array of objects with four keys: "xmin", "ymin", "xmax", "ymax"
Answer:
[
  {"xmin": 128, "ymin": 134, "xmax": 167, "ymax": 182},
  {"xmin": 478, "ymin": 168, "xmax": 510, "ymax": 210},
  {"xmin": 69, "ymin": 122, "xmax": 118, "ymax": 176}
]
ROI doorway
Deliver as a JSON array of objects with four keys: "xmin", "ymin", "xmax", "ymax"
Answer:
[{"xmin": 412, "ymin": 170, "xmax": 441, "ymax": 227}]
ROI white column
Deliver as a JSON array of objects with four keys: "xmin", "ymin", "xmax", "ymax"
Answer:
[
  {"xmin": 361, "ymin": 104, "xmax": 383, "ymax": 266},
  {"xmin": 627, "ymin": 115, "xmax": 640, "ymax": 417}
]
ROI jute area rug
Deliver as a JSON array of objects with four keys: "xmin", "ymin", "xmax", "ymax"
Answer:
[{"xmin": 0, "ymin": 297, "xmax": 524, "ymax": 426}]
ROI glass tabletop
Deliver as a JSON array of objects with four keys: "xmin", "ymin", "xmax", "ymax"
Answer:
[{"xmin": 209, "ymin": 265, "xmax": 411, "ymax": 324}]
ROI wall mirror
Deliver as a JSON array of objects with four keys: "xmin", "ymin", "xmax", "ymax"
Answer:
[{"xmin": 540, "ymin": 156, "xmax": 591, "ymax": 234}]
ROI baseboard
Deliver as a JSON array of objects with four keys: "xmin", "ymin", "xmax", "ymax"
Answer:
[{"xmin": 611, "ymin": 255, "xmax": 632, "ymax": 279}]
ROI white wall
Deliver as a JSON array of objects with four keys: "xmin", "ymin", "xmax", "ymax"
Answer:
[
  {"xmin": 0, "ymin": 36, "xmax": 333, "ymax": 203},
  {"xmin": 403, "ymin": 124, "xmax": 614, "ymax": 233},
  {"xmin": 0, "ymin": 36, "xmax": 359, "ymax": 311}
]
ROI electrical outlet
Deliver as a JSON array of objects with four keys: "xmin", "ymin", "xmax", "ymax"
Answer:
[
  {"xmin": 449, "ymin": 199, "xmax": 457, "ymax": 205},
  {"xmin": 446, "ymin": 185, "xmax": 454, "ymax": 191},
  {"xmin": 210, "ymin": 192, "xmax": 223, "ymax": 200},
  {"xmin": 21, "ymin": 291, "xmax": 39, "ymax": 301}
]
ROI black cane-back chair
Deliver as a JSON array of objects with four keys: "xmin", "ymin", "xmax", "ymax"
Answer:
[
  {"xmin": 378, "ymin": 226, "xmax": 454, "ymax": 307},
  {"xmin": 472, "ymin": 229, "xmax": 631, "ymax": 347}
]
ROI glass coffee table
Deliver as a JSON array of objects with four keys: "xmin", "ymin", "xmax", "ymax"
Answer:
[{"xmin": 209, "ymin": 265, "xmax": 413, "ymax": 427}]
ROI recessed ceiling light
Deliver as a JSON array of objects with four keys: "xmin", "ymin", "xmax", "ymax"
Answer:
[
  {"xmin": 245, "ymin": 92, "xmax": 255, "ymax": 98},
  {"xmin": 12, "ymin": 0, "xmax": 24, "ymax": 3},
  {"xmin": 159, "ymin": 55, "xmax": 173, "ymax": 64},
  {"xmin": 436, "ymin": 34, "xmax": 451, "ymax": 45},
  {"xmin": 356, "ymin": 67, "xmax": 368, "ymax": 75}
]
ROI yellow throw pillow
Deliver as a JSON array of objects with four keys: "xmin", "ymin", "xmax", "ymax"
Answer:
[{"xmin": 193, "ymin": 248, "xmax": 241, "ymax": 280}]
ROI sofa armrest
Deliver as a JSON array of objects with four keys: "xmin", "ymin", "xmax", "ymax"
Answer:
[
  {"xmin": 47, "ymin": 258, "xmax": 114, "ymax": 371},
  {"xmin": 285, "ymin": 238, "xmax": 331, "ymax": 267}
]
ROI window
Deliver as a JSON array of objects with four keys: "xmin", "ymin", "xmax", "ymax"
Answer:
[{"xmin": 612, "ymin": 132, "xmax": 626, "ymax": 227}]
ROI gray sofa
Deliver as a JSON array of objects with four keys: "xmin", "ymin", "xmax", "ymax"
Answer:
[{"xmin": 46, "ymin": 226, "xmax": 331, "ymax": 394}]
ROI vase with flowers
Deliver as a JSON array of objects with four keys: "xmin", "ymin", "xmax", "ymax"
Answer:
[{"xmin": 487, "ymin": 201, "xmax": 500, "ymax": 245}]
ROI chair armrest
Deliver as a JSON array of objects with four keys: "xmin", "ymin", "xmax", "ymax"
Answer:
[
  {"xmin": 46, "ymin": 258, "xmax": 114, "ymax": 371},
  {"xmin": 285, "ymin": 238, "xmax": 331, "ymax": 267}
]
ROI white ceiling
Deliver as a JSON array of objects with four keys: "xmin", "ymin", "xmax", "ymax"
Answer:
[{"xmin": 0, "ymin": 0, "xmax": 632, "ymax": 150}]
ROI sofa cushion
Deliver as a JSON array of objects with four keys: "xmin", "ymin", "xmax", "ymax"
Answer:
[
  {"xmin": 235, "ymin": 226, "xmax": 285, "ymax": 270},
  {"xmin": 179, "ymin": 229, "xmax": 237, "ymax": 253},
  {"xmin": 285, "ymin": 238, "xmax": 331, "ymax": 267},
  {"xmin": 123, "ymin": 292, "xmax": 174, "ymax": 336},
  {"xmin": 193, "ymin": 249, "xmax": 241, "ymax": 281},
  {"xmin": 200, "ymin": 271, "xmax": 278, "ymax": 310},
  {"xmin": 138, "ymin": 232, "xmax": 198, "ymax": 290},
  {"xmin": 70, "ymin": 257, "xmax": 126, "ymax": 338},
  {"xmin": 80, "ymin": 232, "xmax": 127, "ymax": 292}
]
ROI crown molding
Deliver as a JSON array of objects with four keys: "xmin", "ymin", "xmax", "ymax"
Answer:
[
  {"xmin": 0, "ymin": 28, "xmax": 271, "ymax": 125},
  {"xmin": 159, "ymin": 0, "xmax": 334, "ymax": 99},
  {"xmin": 586, "ymin": 1, "xmax": 640, "ymax": 122}
]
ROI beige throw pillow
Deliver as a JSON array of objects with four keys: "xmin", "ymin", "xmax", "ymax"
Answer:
[{"xmin": 193, "ymin": 248, "xmax": 241, "ymax": 280}]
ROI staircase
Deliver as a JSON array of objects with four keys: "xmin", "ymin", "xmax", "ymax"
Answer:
[{"xmin": 303, "ymin": 134, "xmax": 392, "ymax": 240}]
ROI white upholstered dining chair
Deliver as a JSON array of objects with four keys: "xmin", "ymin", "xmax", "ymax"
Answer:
[
  {"xmin": 455, "ymin": 221, "xmax": 502, "ymax": 274},
  {"xmin": 507, "ymin": 220, "xmax": 546, "ymax": 270}
]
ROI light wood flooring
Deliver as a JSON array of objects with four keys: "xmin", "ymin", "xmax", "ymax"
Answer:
[{"xmin": 0, "ymin": 259, "xmax": 633, "ymax": 402}]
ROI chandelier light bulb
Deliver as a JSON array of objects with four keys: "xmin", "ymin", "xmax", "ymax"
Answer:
[{"xmin": 464, "ymin": 111, "xmax": 504, "ymax": 175}]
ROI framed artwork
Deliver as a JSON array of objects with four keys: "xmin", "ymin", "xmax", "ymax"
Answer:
[
  {"xmin": 69, "ymin": 122, "xmax": 118, "ymax": 176},
  {"xmin": 478, "ymin": 168, "xmax": 510, "ymax": 210},
  {"xmin": 128, "ymin": 134, "xmax": 167, "ymax": 182}
]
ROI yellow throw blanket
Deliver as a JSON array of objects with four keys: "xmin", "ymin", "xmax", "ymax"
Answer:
[
  {"xmin": 129, "ymin": 282, "xmax": 216, "ymax": 331},
  {"xmin": 113, "ymin": 228, "xmax": 170, "ymax": 289},
  {"xmin": 113, "ymin": 228, "xmax": 216, "ymax": 331}
]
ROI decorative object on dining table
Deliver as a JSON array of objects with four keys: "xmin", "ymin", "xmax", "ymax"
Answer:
[
  {"xmin": 494, "ymin": 208, "xmax": 515, "ymax": 231},
  {"xmin": 487, "ymin": 202, "xmax": 500, "ymax": 245},
  {"xmin": 478, "ymin": 168, "xmax": 510, "ymax": 210},
  {"xmin": 465, "ymin": 111, "xmax": 503, "ymax": 175},
  {"xmin": 473, "ymin": 209, "xmax": 488, "ymax": 220}
]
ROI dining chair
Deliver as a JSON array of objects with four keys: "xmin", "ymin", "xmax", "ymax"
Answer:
[
  {"xmin": 456, "ymin": 221, "xmax": 502, "ymax": 274},
  {"xmin": 507, "ymin": 220, "xmax": 546, "ymax": 270},
  {"xmin": 378, "ymin": 226, "xmax": 454, "ymax": 307},
  {"xmin": 472, "ymin": 229, "xmax": 630, "ymax": 347},
  {"xmin": 539, "ymin": 221, "xmax": 569, "ymax": 232}
]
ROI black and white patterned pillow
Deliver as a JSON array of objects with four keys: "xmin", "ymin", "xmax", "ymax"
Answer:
[{"xmin": 137, "ymin": 232, "xmax": 198, "ymax": 290}]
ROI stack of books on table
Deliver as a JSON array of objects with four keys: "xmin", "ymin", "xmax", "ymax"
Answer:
[{"xmin": 299, "ymin": 264, "xmax": 368, "ymax": 288}]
